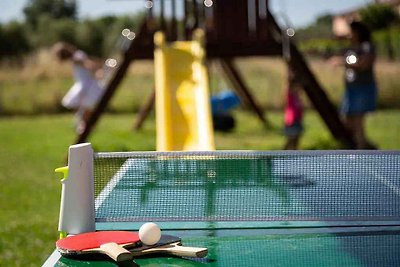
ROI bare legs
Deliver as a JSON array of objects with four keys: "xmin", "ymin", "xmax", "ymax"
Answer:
[
  {"xmin": 284, "ymin": 136, "xmax": 300, "ymax": 150},
  {"xmin": 345, "ymin": 114, "xmax": 376, "ymax": 149},
  {"xmin": 75, "ymin": 109, "xmax": 93, "ymax": 134}
]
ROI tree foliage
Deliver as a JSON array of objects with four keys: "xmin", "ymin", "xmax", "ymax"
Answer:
[
  {"xmin": 0, "ymin": 21, "xmax": 32, "ymax": 60},
  {"xmin": 23, "ymin": 0, "xmax": 77, "ymax": 28},
  {"xmin": 32, "ymin": 15, "xmax": 77, "ymax": 47},
  {"xmin": 360, "ymin": 3, "xmax": 399, "ymax": 30},
  {"xmin": 295, "ymin": 13, "xmax": 333, "ymax": 42}
]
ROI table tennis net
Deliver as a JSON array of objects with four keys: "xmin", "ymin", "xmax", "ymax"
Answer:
[{"xmin": 93, "ymin": 151, "xmax": 400, "ymax": 224}]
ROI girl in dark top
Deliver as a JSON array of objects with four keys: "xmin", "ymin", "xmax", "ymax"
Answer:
[{"xmin": 329, "ymin": 21, "xmax": 377, "ymax": 149}]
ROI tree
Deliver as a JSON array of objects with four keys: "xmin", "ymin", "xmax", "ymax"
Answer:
[
  {"xmin": 360, "ymin": 3, "xmax": 399, "ymax": 30},
  {"xmin": 32, "ymin": 15, "xmax": 77, "ymax": 47},
  {"xmin": 315, "ymin": 14, "xmax": 333, "ymax": 27},
  {"xmin": 0, "ymin": 21, "xmax": 32, "ymax": 60},
  {"xmin": 295, "ymin": 13, "xmax": 333, "ymax": 42},
  {"xmin": 360, "ymin": 3, "xmax": 399, "ymax": 60},
  {"xmin": 23, "ymin": 0, "xmax": 77, "ymax": 28}
]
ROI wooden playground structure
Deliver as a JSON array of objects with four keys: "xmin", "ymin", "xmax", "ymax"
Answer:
[{"xmin": 75, "ymin": 0, "xmax": 356, "ymax": 148}]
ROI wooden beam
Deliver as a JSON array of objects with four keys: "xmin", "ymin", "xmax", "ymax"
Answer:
[
  {"xmin": 183, "ymin": 0, "xmax": 189, "ymax": 39},
  {"xmin": 160, "ymin": 0, "xmax": 166, "ymax": 32},
  {"xmin": 219, "ymin": 58, "xmax": 270, "ymax": 129},
  {"xmin": 192, "ymin": 0, "xmax": 199, "ymax": 29},
  {"xmin": 206, "ymin": 41, "xmax": 281, "ymax": 58},
  {"xmin": 133, "ymin": 90, "xmax": 155, "ymax": 130}
]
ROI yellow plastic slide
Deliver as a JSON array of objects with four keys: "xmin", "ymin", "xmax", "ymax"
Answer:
[{"xmin": 154, "ymin": 30, "xmax": 215, "ymax": 151}]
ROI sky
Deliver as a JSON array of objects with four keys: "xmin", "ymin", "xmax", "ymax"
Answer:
[{"xmin": 0, "ymin": 0, "xmax": 374, "ymax": 28}]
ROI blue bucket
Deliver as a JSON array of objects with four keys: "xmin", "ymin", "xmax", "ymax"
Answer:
[{"xmin": 211, "ymin": 90, "xmax": 241, "ymax": 115}]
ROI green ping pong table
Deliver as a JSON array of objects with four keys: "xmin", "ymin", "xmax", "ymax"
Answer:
[
  {"xmin": 46, "ymin": 225, "xmax": 400, "ymax": 267},
  {"xmin": 43, "ymin": 145, "xmax": 400, "ymax": 266}
]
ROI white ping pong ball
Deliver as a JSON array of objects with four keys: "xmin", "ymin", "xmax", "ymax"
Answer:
[{"xmin": 139, "ymin": 222, "xmax": 161, "ymax": 245}]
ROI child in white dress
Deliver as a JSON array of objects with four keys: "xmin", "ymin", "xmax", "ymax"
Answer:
[{"xmin": 53, "ymin": 42, "xmax": 104, "ymax": 133}]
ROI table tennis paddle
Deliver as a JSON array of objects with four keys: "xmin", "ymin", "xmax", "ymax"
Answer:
[
  {"xmin": 130, "ymin": 234, "xmax": 208, "ymax": 258},
  {"xmin": 56, "ymin": 231, "xmax": 140, "ymax": 262}
]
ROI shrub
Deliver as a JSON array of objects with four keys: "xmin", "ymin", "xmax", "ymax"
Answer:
[
  {"xmin": 0, "ymin": 21, "xmax": 32, "ymax": 60},
  {"xmin": 32, "ymin": 15, "xmax": 77, "ymax": 47},
  {"xmin": 298, "ymin": 38, "xmax": 349, "ymax": 57},
  {"xmin": 360, "ymin": 3, "xmax": 399, "ymax": 31},
  {"xmin": 373, "ymin": 27, "xmax": 400, "ymax": 60}
]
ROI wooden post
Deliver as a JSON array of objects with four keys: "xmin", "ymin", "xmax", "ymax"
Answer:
[
  {"xmin": 160, "ymin": 0, "xmax": 166, "ymax": 32},
  {"xmin": 184, "ymin": 0, "xmax": 189, "ymax": 39},
  {"xmin": 133, "ymin": 90, "xmax": 155, "ymax": 130},
  {"xmin": 192, "ymin": 0, "xmax": 199, "ymax": 30},
  {"xmin": 219, "ymin": 58, "xmax": 270, "ymax": 129},
  {"xmin": 172, "ymin": 0, "xmax": 178, "ymax": 40}
]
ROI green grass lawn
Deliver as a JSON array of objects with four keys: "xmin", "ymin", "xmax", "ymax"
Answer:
[{"xmin": 0, "ymin": 110, "xmax": 399, "ymax": 266}]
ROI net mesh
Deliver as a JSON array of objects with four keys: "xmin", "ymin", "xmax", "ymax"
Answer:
[{"xmin": 93, "ymin": 151, "xmax": 400, "ymax": 223}]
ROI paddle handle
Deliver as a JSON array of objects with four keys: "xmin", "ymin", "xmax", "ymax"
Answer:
[
  {"xmin": 167, "ymin": 245, "xmax": 208, "ymax": 258},
  {"xmin": 100, "ymin": 242, "xmax": 133, "ymax": 262},
  {"xmin": 141, "ymin": 244, "xmax": 208, "ymax": 258}
]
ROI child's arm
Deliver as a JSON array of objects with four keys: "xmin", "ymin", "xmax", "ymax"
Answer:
[
  {"xmin": 333, "ymin": 43, "xmax": 375, "ymax": 70},
  {"xmin": 327, "ymin": 55, "xmax": 344, "ymax": 66},
  {"xmin": 349, "ymin": 44, "xmax": 375, "ymax": 71},
  {"xmin": 84, "ymin": 57, "xmax": 105, "ymax": 79},
  {"xmin": 83, "ymin": 57, "xmax": 104, "ymax": 73},
  {"xmin": 72, "ymin": 51, "xmax": 104, "ymax": 78}
]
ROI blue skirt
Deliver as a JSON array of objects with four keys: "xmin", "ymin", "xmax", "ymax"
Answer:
[
  {"xmin": 284, "ymin": 121, "xmax": 304, "ymax": 138},
  {"xmin": 341, "ymin": 83, "xmax": 377, "ymax": 115}
]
